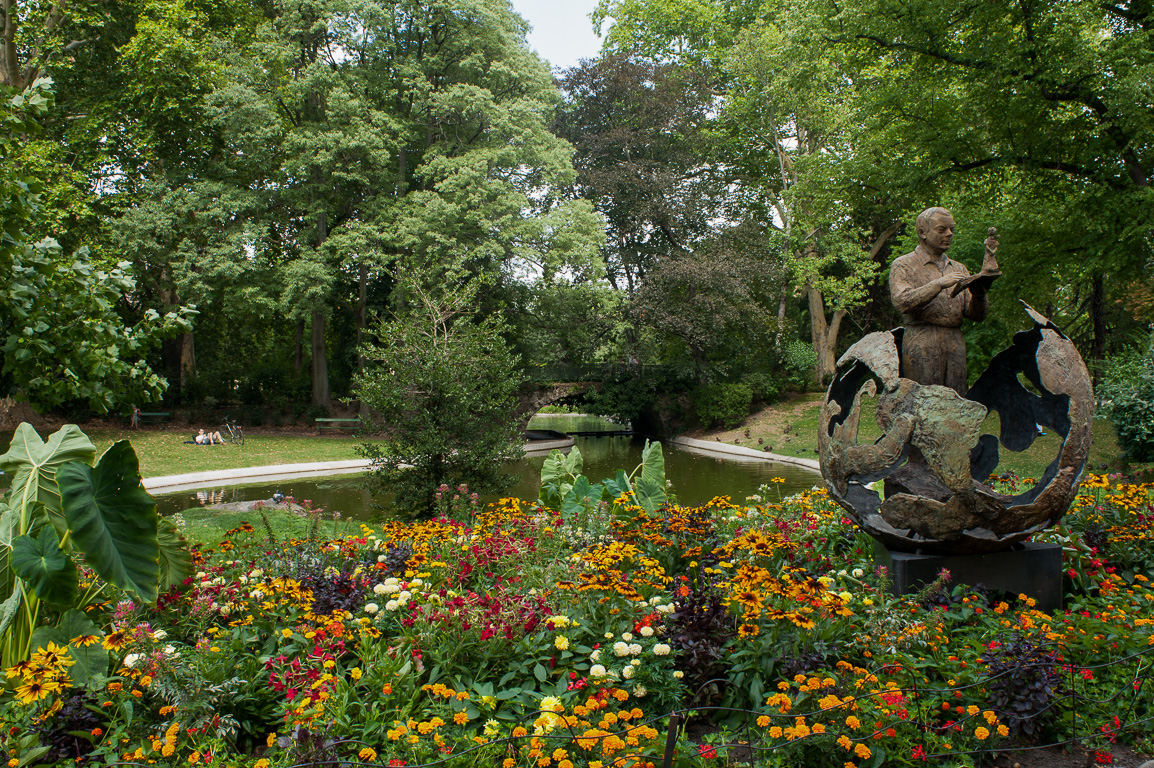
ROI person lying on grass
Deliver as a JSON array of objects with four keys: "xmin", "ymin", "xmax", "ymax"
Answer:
[{"xmin": 195, "ymin": 428, "xmax": 224, "ymax": 445}]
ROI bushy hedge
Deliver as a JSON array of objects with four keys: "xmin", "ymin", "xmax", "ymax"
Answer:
[{"xmin": 1099, "ymin": 332, "xmax": 1154, "ymax": 462}]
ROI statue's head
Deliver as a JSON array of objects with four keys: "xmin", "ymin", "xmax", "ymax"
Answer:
[{"xmin": 915, "ymin": 207, "xmax": 955, "ymax": 253}]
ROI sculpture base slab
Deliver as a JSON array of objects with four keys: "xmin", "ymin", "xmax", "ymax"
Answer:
[{"xmin": 873, "ymin": 541, "xmax": 1063, "ymax": 612}]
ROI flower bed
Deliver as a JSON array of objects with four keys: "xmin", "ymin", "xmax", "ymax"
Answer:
[{"xmin": 3, "ymin": 474, "xmax": 1153, "ymax": 767}]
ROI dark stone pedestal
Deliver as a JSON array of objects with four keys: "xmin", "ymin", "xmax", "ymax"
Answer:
[{"xmin": 873, "ymin": 540, "xmax": 1063, "ymax": 612}]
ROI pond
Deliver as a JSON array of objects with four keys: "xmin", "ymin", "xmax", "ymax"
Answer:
[{"xmin": 152, "ymin": 414, "xmax": 820, "ymax": 519}]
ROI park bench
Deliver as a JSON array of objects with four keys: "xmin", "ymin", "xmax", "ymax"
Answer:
[
  {"xmin": 126, "ymin": 411, "xmax": 171, "ymax": 427},
  {"xmin": 316, "ymin": 417, "xmax": 362, "ymax": 434}
]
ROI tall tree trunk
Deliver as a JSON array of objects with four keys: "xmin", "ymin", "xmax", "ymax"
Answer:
[
  {"xmin": 295, "ymin": 317, "xmax": 305, "ymax": 373},
  {"xmin": 356, "ymin": 263, "xmax": 368, "ymax": 372},
  {"xmin": 1091, "ymin": 273, "xmax": 1106, "ymax": 383},
  {"xmin": 807, "ymin": 284, "xmax": 844, "ymax": 385},
  {"xmin": 180, "ymin": 332, "xmax": 196, "ymax": 388},
  {"xmin": 311, "ymin": 307, "xmax": 331, "ymax": 410}
]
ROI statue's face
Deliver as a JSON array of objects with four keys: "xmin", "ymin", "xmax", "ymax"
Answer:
[{"xmin": 921, "ymin": 213, "xmax": 955, "ymax": 252}]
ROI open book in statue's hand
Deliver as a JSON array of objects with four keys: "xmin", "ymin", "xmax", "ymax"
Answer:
[{"xmin": 950, "ymin": 227, "xmax": 1002, "ymax": 297}]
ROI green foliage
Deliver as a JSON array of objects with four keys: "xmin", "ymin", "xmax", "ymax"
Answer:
[
  {"xmin": 1098, "ymin": 331, "xmax": 1154, "ymax": 462},
  {"xmin": 356, "ymin": 282, "xmax": 525, "ymax": 516},
  {"xmin": 0, "ymin": 423, "xmax": 189, "ymax": 667},
  {"xmin": 0, "ymin": 79, "xmax": 194, "ymax": 413},
  {"xmin": 692, "ymin": 382, "xmax": 753, "ymax": 429},
  {"xmin": 539, "ymin": 439, "xmax": 668, "ymax": 516}
]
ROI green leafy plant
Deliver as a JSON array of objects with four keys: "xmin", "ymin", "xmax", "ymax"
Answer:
[
  {"xmin": 0, "ymin": 423, "xmax": 191, "ymax": 668},
  {"xmin": 691, "ymin": 382, "xmax": 753, "ymax": 429},
  {"xmin": 1098, "ymin": 330, "xmax": 1154, "ymax": 462},
  {"xmin": 540, "ymin": 439, "xmax": 668, "ymax": 516}
]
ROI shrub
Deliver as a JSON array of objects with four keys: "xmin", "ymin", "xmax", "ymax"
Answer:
[
  {"xmin": 692, "ymin": 382, "xmax": 753, "ymax": 429},
  {"xmin": 1098, "ymin": 331, "xmax": 1154, "ymax": 462}
]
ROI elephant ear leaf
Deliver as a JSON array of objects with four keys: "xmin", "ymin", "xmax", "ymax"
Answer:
[
  {"xmin": 57, "ymin": 441, "xmax": 160, "ymax": 603},
  {"xmin": 0, "ymin": 423, "xmax": 96, "ymax": 535},
  {"xmin": 12, "ymin": 527, "xmax": 79, "ymax": 605},
  {"xmin": 157, "ymin": 518, "xmax": 193, "ymax": 592}
]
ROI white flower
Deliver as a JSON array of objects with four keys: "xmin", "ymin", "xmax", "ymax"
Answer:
[
  {"xmin": 123, "ymin": 653, "xmax": 141, "ymax": 668},
  {"xmin": 673, "ymin": 670, "xmax": 684, "ymax": 679},
  {"xmin": 622, "ymin": 666, "xmax": 635, "ymax": 679},
  {"xmin": 250, "ymin": 569, "xmax": 264, "ymax": 579},
  {"xmin": 622, "ymin": 632, "xmax": 634, "ymax": 642},
  {"xmin": 373, "ymin": 583, "xmax": 388, "ymax": 595},
  {"xmin": 163, "ymin": 645, "xmax": 176, "ymax": 655},
  {"xmin": 656, "ymin": 604, "xmax": 675, "ymax": 614},
  {"xmin": 398, "ymin": 590, "xmax": 412, "ymax": 602},
  {"xmin": 852, "ymin": 568, "xmax": 864, "ymax": 578},
  {"xmin": 152, "ymin": 630, "xmax": 168, "ymax": 641},
  {"xmin": 409, "ymin": 578, "xmax": 423, "ymax": 588},
  {"xmin": 640, "ymin": 626, "xmax": 654, "ymax": 637},
  {"xmin": 383, "ymin": 583, "xmax": 400, "ymax": 594},
  {"xmin": 590, "ymin": 649, "xmax": 601, "ymax": 662},
  {"xmin": 385, "ymin": 577, "xmax": 400, "ymax": 585},
  {"xmin": 590, "ymin": 664, "xmax": 607, "ymax": 678},
  {"xmin": 630, "ymin": 659, "xmax": 641, "ymax": 667},
  {"xmin": 629, "ymin": 643, "xmax": 642, "ymax": 655},
  {"xmin": 633, "ymin": 684, "xmax": 647, "ymax": 698},
  {"xmin": 604, "ymin": 632, "xmax": 615, "ymax": 640},
  {"xmin": 365, "ymin": 602, "xmax": 380, "ymax": 614},
  {"xmin": 385, "ymin": 600, "xmax": 400, "ymax": 611},
  {"xmin": 648, "ymin": 596, "xmax": 663, "ymax": 606},
  {"xmin": 653, "ymin": 643, "xmax": 671, "ymax": 656},
  {"xmin": 613, "ymin": 642, "xmax": 630, "ymax": 657}
]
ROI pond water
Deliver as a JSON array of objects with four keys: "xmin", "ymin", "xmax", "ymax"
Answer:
[{"xmin": 139, "ymin": 415, "xmax": 822, "ymax": 519}]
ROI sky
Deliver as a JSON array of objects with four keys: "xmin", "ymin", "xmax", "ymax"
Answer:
[{"xmin": 510, "ymin": 0, "xmax": 607, "ymax": 72}]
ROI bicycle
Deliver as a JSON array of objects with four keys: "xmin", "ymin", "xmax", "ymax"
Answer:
[{"xmin": 220, "ymin": 416, "xmax": 245, "ymax": 446}]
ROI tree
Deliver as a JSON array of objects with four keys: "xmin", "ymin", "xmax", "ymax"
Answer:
[
  {"xmin": 356, "ymin": 280, "xmax": 525, "ymax": 516},
  {"xmin": 814, "ymin": 0, "xmax": 1154, "ymax": 364},
  {"xmin": 0, "ymin": 79, "xmax": 193, "ymax": 413}
]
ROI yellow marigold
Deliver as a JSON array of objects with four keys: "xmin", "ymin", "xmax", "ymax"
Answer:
[
  {"xmin": 838, "ymin": 735, "xmax": 853, "ymax": 750},
  {"xmin": 512, "ymin": 726, "xmax": 528, "ymax": 738},
  {"xmin": 358, "ymin": 747, "xmax": 377, "ymax": 760},
  {"xmin": 812, "ymin": 723, "xmax": 826, "ymax": 734},
  {"xmin": 966, "ymin": 705, "xmax": 980, "ymax": 716},
  {"xmin": 769, "ymin": 726, "xmax": 783, "ymax": 738},
  {"xmin": 974, "ymin": 726, "xmax": 990, "ymax": 740},
  {"xmin": 998, "ymin": 724, "xmax": 1009, "ymax": 737},
  {"xmin": 254, "ymin": 761, "xmax": 270, "ymax": 768},
  {"xmin": 454, "ymin": 712, "xmax": 469, "ymax": 725},
  {"xmin": 188, "ymin": 751, "xmax": 201, "ymax": 764},
  {"xmin": 853, "ymin": 743, "xmax": 871, "ymax": 759},
  {"xmin": 757, "ymin": 715, "xmax": 771, "ymax": 727},
  {"xmin": 845, "ymin": 715, "xmax": 860, "ymax": 730}
]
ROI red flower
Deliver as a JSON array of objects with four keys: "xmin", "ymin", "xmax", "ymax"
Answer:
[
  {"xmin": 1094, "ymin": 751, "xmax": 1114, "ymax": 764},
  {"xmin": 698, "ymin": 745, "xmax": 717, "ymax": 759},
  {"xmin": 912, "ymin": 745, "xmax": 927, "ymax": 761}
]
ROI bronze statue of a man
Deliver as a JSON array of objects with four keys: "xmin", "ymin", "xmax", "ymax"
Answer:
[{"xmin": 889, "ymin": 207, "xmax": 999, "ymax": 395}]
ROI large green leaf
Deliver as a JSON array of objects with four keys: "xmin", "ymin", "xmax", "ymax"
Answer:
[
  {"xmin": 157, "ymin": 518, "xmax": 193, "ymax": 592},
  {"xmin": 57, "ymin": 441, "xmax": 160, "ymax": 603},
  {"xmin": 12, "ymin": 527, "xmax": 79, "ymax": 605},
  {"xmin": 0, "ymin": 584, "xmax": 21, "ymax": 642},
  {"xmin": 638, "ymin": 440, "xmax": 666, "ymax": 489},
  {"xmin": 30, "ymin": 610, "xmax": 107, "ymax": 688},
  {"xmin": 0, "ymin": 423, "xmax": 96, "ymax": 535},
  {"xmin": 0, "ymin": 504, "xmax": 15, "ymax": 597}
]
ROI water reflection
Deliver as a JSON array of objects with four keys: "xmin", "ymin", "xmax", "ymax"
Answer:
[{"xmin": 153, "ymin": 414, "xmax": 822, "ymax": 519}]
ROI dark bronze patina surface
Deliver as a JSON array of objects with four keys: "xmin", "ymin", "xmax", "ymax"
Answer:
[
  {"xmin": 819, "ymin": 304, "xmax": 1093, "ymax": 554},
  {"xmin": 820, "ymin": 209, "xmax": 1091, "ymax": 555}
]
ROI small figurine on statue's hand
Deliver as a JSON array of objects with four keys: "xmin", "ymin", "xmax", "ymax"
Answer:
[{"xmin": 981, "ymin": 227, "xmax": 1001, "ymax": 275}]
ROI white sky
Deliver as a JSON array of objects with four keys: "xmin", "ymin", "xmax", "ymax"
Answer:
[{"xmin": 510, "ymin": 0, "xmax": 607, "ymax": 72}]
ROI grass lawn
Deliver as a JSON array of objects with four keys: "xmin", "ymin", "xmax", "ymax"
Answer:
[
  {"xmin": 83, "ymin": 427, "xmax": 364, "ymax": 478},
  {"xmin": 175, "ymin": 505, "xmax": 363, "ymax": 547},
  {"xmin": 696, "ymin": 391, "xmax": 1150, "ymax": 480}
]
